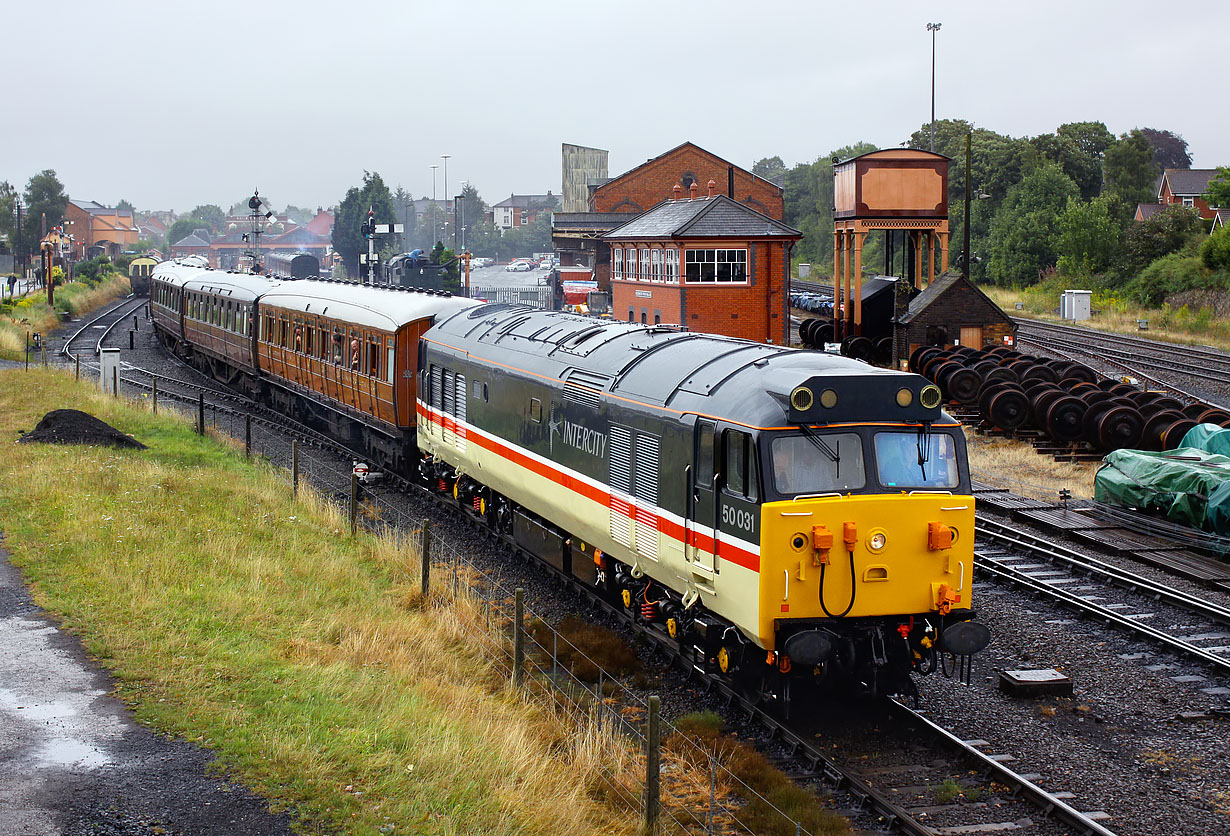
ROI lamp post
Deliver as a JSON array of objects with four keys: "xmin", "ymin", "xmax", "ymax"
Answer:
[
  {"xmin": 441, "ymin": 155, "xmax": 451, "ymax": 211},
  {"xmin": 927, "ymin": 22, "xmax": 941, "ymax": 152},
  {"xmin": 430, "ymin": 165, "xmax": 438, "ymax": 201}
]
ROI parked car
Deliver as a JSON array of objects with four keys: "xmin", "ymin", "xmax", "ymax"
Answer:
[{"xmin": 505, "ymin": 261, "xmax": 532, "ymax": 272}]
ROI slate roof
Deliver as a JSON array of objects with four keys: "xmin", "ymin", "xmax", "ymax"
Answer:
[
  {"xmin": 552, "ymin": 212, "xmax": 639, "ymax": 231},
  {"xmin": 898, "ymin": 272, "xmax": 1012, "ymax": 325},
  {"xmin": 171, "ymin": 233, "xmax": 210, "ymax": 248},
  {"xmin": 602, "ymin": 195, "xmax": 801, "ymax": 240},
  {"xmin": 1214, "ymin": 209, "xmax": 1229, "ymax": 230},
  {"xmin": 1135, "ymin": 202, "xmax": 1167, "ymax": 221},
  {"xmin": 269, "ymin": 227, "xmax": 330, "ymax": 246},
  {"xmin": 598, "ymin": 141, "xmax": 783, "ymax": 194},
  {"xmin": 493, "ymin": 193, "xmax": 556, "ymax": 208},
  {"xmin": 1160, "ymin": 169, "xmax": 1218, "ymax": 198}
]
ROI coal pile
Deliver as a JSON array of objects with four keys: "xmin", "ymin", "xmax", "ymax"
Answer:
[{"xmin": 18, "ymin": 409, "xmax": 147, "ymax": 450}]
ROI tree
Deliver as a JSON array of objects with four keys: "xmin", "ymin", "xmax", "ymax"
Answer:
[
  {"xmin": 1056, "ymin": 121, "xmax": 1114, "ymax": 161},
  {"xmin": 1122, "ymin": 204, "xmax": 1203, "ymax": 272},
  {"xmin": 986, "ymin": 163, "xmax": 1079, "ymax": 285},
  {"xmin": 116, "ymin": 199, "xmax": 134, "ymax": 213},
  {"xmin": 1056, "ymin": 196, "xmax": 1120, "ymax": 275},
  {"xmin": 281, "ymin": 205, "xmax": 315, "ymax": 225},
  {"xmin": 783, "ymin": 141, "xmax": 879, "ymax": 271},
  {"xmin": 1103, "ymin": 130, "xmax": 1157, "ymax": 207},
  {"xmin": 332, "ymin": 171, "xmax": 398, "ymax": 277},
  {"xmin": 186, "ymin": 204, "xmax": 225, "ymax": 234},
  {"xmin": 0, "ymin": 181, "xmax": 16, "ymax": 249},
  {"xmin": 1205, "ymin": 167, "xmax": 1230, "ymax": 209},
  {"xmin": 167, "ymin": 217, "xmax": 212, "ymax": 247},
  {"xmin": 1140, "ymin": 128, "xmax": 1191, "ymax": 170},
  {"xmin": 455, "ymin": 184, "xmax": 489, "ymax": 253},
  {"xmin": 752, "ymin": 156, "xmax": 787, "ymax": 187},
  {"xmin": 13, "ymin": 170, "xmax": 68, "ymax": 264},
  {"xmin": 1200, "ymin": 227, "xmax": 1230, "ymax": 272}
]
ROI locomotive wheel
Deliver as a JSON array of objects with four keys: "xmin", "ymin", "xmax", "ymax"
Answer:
[
  {"xmin": 1096, "ymin": 379, "xmax": 1121, "ymax": 391},
  {"xmin": 1161, "ymin": 419, "xmax": 1198, "ymax": 450},
  {"xmin": 1142, "ymin": 410, "xmax": 1187, "ymax": 450},
  {"xmin": 922, "ymin": 354, "xmax": 954, "ymax": 379},
  {"xmin": 1080, "ymin": 389, "xmax": 1114, "ymax": 406},
  {"xmin": 1148, "ymin": 396, "xmax": 1184, "ymax": 413},
  {"xmin": 1127, "ymin": 390, "xmax": 1161, "ymax": 407},
  {"xmin": 1095, "ymin": 405, "xmax": 1145, "ymax": 451},
  {"xmin": 1030, "ymin": 387, "xmax": 1066, "ymax": 424},
  {"xmin": 1020, "ymin": 364, "xmax": 1059, "ymax": 384},
  {"xmin": 800, "ymin": 318, "xmax": 818, "ymax": 346},
  {"xmin": 988, "ymin": 388, "xmax": 1031, "ymax": 430},
  {"xmin": 1059, "ymin": 364, "xmax": 1097, "ymax": 384},
  {"xmin": 982, "ymin": 366, "xmax": 1018, "ymax": 386},
  {"xmin": 945, "ymin": 367, "xmax": 981, "ymax": 404},
  {"xmin": 1182, "ymin": 403, "xmax": 1210, "ymax": 419},
  {"xmin": 1197, "ymin": 409, "xmax": 1230, "ymax": 425},
  {"xmin": 845, "ymin": 336, "xmax": 874, "ymax": 361},
  {"xmin": 813, "ymin": 323, "xmax": 834, "ymax": 347},
  {"xmin": 979, "ymin": 382, "xmax": 1021, "ymax": 417},
  {"xmin": 1045, "ymin": 396, "xmax": 1088, "ymax": 442}
]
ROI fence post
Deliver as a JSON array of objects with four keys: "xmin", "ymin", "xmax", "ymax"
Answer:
[
  {"xmin": 74, "ymin": 354, "xmax": 79, "ymax": 381},
  {"xmin": 42, "ymin": 343, "xmax": 46, "ymax": 367},
  {"xmin": 133, "ymin": 314, "xmax": 138, "ymax": 331},
  {"xmin": 25, "ymin": 332, "xmax": 29, "ymax": 371},
  {"xmin": 245, "ymin": 414, "xmax": 252, "ymax": 458},
  {"xmin": 645, "ymin": 695, "xmax": 661, "ymax": 835},
  {"xmin": 349, "ymin": 472, "xmax": 359, "ymax": 535},
  {"xmin": 197, "ymin": 393, "xmax": 204, "ymax": 434},
  {"xmin": 292, "ymin": 441, "xmax": 299, "ymax": 498},
  {"xmin": 513, "ymin": 587, "xmax": 525, "ymax": 687},
  {"xmin": 112, "ymin": 367, "xmax": 118, "ymax": 397},
  {"xmin": 420, "ymin": 519, "xmax": 432, "ymax": 600},
  {"xmin": 152, "ymin": 379, "xmax": 158, "ymax": 414}
]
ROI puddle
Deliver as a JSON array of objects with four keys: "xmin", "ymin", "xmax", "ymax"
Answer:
[{"xmin": 38, "ymin": 737, "xmax": 112, "ymax": 768}]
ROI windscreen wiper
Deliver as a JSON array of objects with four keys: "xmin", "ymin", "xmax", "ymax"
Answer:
[
  {"xmin": 916, "ymin": 421, "xmax": 932, "ymax": 479},
  {"xmin": 799, "ymin": 424, "xmax": 840, "ymax": 478}
]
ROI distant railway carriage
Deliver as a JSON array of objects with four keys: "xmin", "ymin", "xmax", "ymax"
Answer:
[
  {"xmin": 265, "ymin": 251, "xmax": 320, "ymax": 280},
  {"xmin": 127, "ymin": 255, "xmax": 160, "ymax": 296}
]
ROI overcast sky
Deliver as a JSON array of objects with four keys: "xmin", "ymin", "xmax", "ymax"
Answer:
[{"xmin": 6, "ymin": 0, "xmax": 1227, "ymax": 215}]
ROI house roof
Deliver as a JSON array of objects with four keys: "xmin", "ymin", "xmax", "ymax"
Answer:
[
  {"xmin": 493, "ymin": 193, "xmax": 555, "ymax": 208},
  {"xmin": 597, "ymin": 141, "xmax": 783, "ymax": 195},
  {"xmin": 269, "ymin": 227, "xmax": 330, "ymax": 246},
  {"xmin": 552, "ymin": 212, "xmax": 640, "ymax": 231},
  {"xmin": 1160, "ymin": 169, "xmax": 1218, "ymax": 198},
  {"xmin": 1214, "ymin": 209, "xmax": 1229, "ymax": 229},
  {"xmin": 69, "ymin": 198, "xmax": 134, "ymax": 218},
  {"xmin": 171, "ymin": 233, "xmax": 210, "ymax": 248},
  {"xmin": 305, "ymin": 210, "xmax": 333, "ymax": 236},
  {"xmin": 1135, "ymin": 202, "xmax": 1168, "ymax": 221},
  {"xmin": 899, "ymin": 271, "xmax": 1012, "ymax": 325},
  {"xmin": 602, "ymin": 195, "xmax": 801, "ymax": 240}
]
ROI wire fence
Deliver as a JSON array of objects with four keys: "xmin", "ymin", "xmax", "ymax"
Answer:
[{"xmin": 58, "ymin": 360, "xmax": 832, "ymax": 836}]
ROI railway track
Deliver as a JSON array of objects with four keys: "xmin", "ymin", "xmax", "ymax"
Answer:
[
  {"xmin": 1015, "ymin": 318, "xmax": 1230, "ymax": 406},
  {"xmin": 976, "ymin": 518, "xmax": 1230, "ymax": 678}
]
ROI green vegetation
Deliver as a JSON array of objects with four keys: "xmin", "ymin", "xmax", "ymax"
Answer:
[
  {"xmin": 0, "ymin": 370, "xmax": 643, "ymax": 835},
  {"xmin": 0, "ymin": 272, "xmax": 130, "ymax": 360}
]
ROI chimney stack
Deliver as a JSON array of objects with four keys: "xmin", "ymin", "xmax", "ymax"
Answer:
[
  {"xmin": 689, "ymin": 182, "xmax": 698, "ymax": 200},
  {"xmin": 707, "ymin": 179, "xmax": 716, "ymax": 198},
  {"xmin": 672, "ymin": 183, "xmax": 682, "ymax": 201}
]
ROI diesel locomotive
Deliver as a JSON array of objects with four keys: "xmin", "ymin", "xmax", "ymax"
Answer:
[{"xmin": 148, "ymin": 259, "xmax": 989, "ymax": 703}]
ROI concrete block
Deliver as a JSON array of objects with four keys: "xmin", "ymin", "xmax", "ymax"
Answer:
[{"xmin": 999, "ymin": 669, "xmax": 1073, "ymax": 698}]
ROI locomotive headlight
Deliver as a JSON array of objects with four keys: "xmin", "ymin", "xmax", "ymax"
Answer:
[
  {"xmin": 790, "ymin": 386, "xmax": 814, "ymax": 411},
  {"xmin": 920, "ymin": 384, "xmax": 942, "ymax": 409},
  {"xmin": 896, "ymin": 387, "xmax": 913, "ymax": 407},
  {"xmin": 867, "ymin": 530, "xmax": 887, "ymax": 553},
  {"xmin": 819, "ymin": 388, "xmax": 838, "ymax": 408}
]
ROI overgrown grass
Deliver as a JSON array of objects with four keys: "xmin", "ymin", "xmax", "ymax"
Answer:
[
  {"xmin": 666, "ymin": 712, "xmax": 849, "ymax": 836},
  {"xmin": 964, "ymin": 427, "xmax": 1100, "ymax": 501},
  {"xmin": 0, "ymin": 273, "xmax": 130, "ymax": 360},
  {"xmin": 0, "ymin": 369, "xmax": 642, "ymax": 835},
  {"xmin": 983, "ymin": 283, "xmax": 1230, "ymax": 351}
]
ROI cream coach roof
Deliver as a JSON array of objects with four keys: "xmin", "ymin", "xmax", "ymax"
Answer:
[
  {"xmin": 152, "ymin": 262, "xmax": 283, "ymax": 302},
  {"xmin": 258, "ymin": 280, "xmax": 480, "ymax": 331}
]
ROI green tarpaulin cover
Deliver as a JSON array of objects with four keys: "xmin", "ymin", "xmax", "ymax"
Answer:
[
  {"xmin": 1179, "ymin": 422, "xmax": 1230, "ymax": 457},
  {"xmin": 1094, "ymin": 447, "xmax": 1230, "ymax": 534}
]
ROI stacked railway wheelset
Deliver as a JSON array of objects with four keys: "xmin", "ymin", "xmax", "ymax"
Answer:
[
  {"xmin": 908, "ymin": 345, "xmax": 1230, "ymax": 453},
  {"xmin": 798, "ymin": 318, "xmax": 896, "ymax": 366}
]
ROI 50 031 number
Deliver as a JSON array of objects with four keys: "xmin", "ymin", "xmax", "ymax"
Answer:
[{"xmin": 721, "ymin": 505, "xmax": 755, "ymax": 532}]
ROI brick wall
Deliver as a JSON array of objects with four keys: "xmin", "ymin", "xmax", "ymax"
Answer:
[
  {"xmin": 680, "ymin": 241, "xmax": 789, "ymax": 343},
  {"xmin": 613, "ymin": 282, "xmax": 682, "ymax": 325},
  {"xmin": 593, "ymin": 145, "xmax": 783, "ymax": 220}
]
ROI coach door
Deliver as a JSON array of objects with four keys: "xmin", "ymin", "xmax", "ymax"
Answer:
[{"xmin": 687, "ymin": 419, "xmax": 718, "ymax": 575}]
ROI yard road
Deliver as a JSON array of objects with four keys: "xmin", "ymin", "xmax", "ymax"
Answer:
[{"xmin": 0, "ymin": 545, "xmax": 294, "ymax": 835}]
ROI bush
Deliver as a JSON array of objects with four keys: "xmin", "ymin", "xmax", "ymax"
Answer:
[
  {"xmin": 1123, "ymin": 253, "xmax": 1209, "ymax": 306},
  {"xmin": 1201, "ymin": 227, "xmax": 1230, "ymax": 271},
  {"xmin": 72, "ymin": 254, "xmax": 114, "ymax": 284}
]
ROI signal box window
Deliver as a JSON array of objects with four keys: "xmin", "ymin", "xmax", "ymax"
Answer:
[
  {"xmin": 770, "ymin": 432, "xmax": 865, "ymax": 495},
  {"xmin": 722, "ymin": 430, "xmax": 758, "ymax": 501},
  {"xmin": 685, "ymin": 249, "xmax": 748, "ymax": 283}
]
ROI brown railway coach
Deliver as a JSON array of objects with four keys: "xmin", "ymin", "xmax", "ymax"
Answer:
[{"xmin": 150, "ymin": 258, "xmax": 479, "ymax": 471}]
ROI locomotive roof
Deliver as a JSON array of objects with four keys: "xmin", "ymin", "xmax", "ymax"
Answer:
[
  {"xmin": 259, "ymin": 279, "xmax": 479, "ymax": 331},
  {"xmin": 152, "ymin": 262, "xmax": 282, "ymax": 302},
  {"xmin": 428, "ymin": 306, "xmax": 948, "ymax": 427}
]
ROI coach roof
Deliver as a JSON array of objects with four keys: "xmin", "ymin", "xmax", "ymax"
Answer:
[
  {"xmin": 152, "ymin": 262, "xmax": 283, "ymax": 303},
  {"xmin": 259, "ymin": 280, "xmax": 479, "ymax": 331}
]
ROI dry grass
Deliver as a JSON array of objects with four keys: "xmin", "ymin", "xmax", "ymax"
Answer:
[
  {"xmin": 964, "ymin": 427, "xmax": 1100, "ymax": 501},
  {"xmin": 0, "ymin": 274, "xmax": 130, "ymax": 360},
  {"xmin": 983, "ymin": 285, "xmax": 1230, "ymax": 352},
  {"xmin": 0, "ymin": 368, "xmax": 644, "ymax": 835}
]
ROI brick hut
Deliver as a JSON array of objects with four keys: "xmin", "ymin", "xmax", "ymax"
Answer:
[
  {"xmin": 603, "ymin": 184, "xmax": 801, "ymax": 343},
  {"xmin": 893, "ymin": 271, "xmax": 1017, "ymax": 365}
]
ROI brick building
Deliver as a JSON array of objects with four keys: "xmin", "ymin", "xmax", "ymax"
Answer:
[
  {"xmin": 492, "ymin": 192, "xmax": 557, "ymax": 230},
  {"xmin": 65, "ymin": 199, "xmax": 141, "ymax": 258},
  {"xmin": 893, "ymin": 272, "xmax": 1016, "ymax": 364},
  {"xmin": 603, "ymin": 188, "xmax": 801, "ymax": 344},
  {"xmin": 1157, "ymin": 169, "xmax": 1222, "ymax": 220},
  {"xmin": 554, "ymin": 142, "xmax": 784, "ymax": 294}
]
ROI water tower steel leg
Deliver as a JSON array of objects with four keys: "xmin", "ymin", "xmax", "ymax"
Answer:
[{"xmin": 852, "ymin": 232, "xmax": 864, "ymax": 336}]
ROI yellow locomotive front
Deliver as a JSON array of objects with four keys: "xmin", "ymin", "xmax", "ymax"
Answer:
[{"xmin": 745, "ymin": 377, "xmax": 989, "ymax": 697}]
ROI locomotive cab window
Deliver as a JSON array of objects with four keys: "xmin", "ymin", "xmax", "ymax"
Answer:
[
  {"xmin": 696, "ymin": 421, "xmax": 715, "ymax": 484},
  {"xmin": 770, "ymin": 432, "xmax": 866, "ymax": 495},
  {"xmin": 722, "ymin": 430, "xmax": 758, "ymax": 501},
  {"xmin": 529, "ymin": 398, "xmax": 542, "ymax": 423},
  {"xmin": 874, "ymin": 431, "xmax": 959, "ymax": 489}
]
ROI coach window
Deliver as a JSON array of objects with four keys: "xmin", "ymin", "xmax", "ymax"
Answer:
[
  {"xmin": 332, "ymin": 329, "xmax": 343, "ymax": 364},
  {"xmin": 367, "ymin": 337, "xmax": 379, "ymax": 378},
  {"xmin": 722, "ymin": 430, "xmax": 758, "ymax": 501},
  {"xmin": 529, "ymin": 398, "xmax": 542, "ymax": 423},
  {"xmin": 386, "ymin": 345, "xmax": 395, "ymax": 382},
  {"xmin": 349, "ymin": 329, "xmax": 361, "ymax": 370}
]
